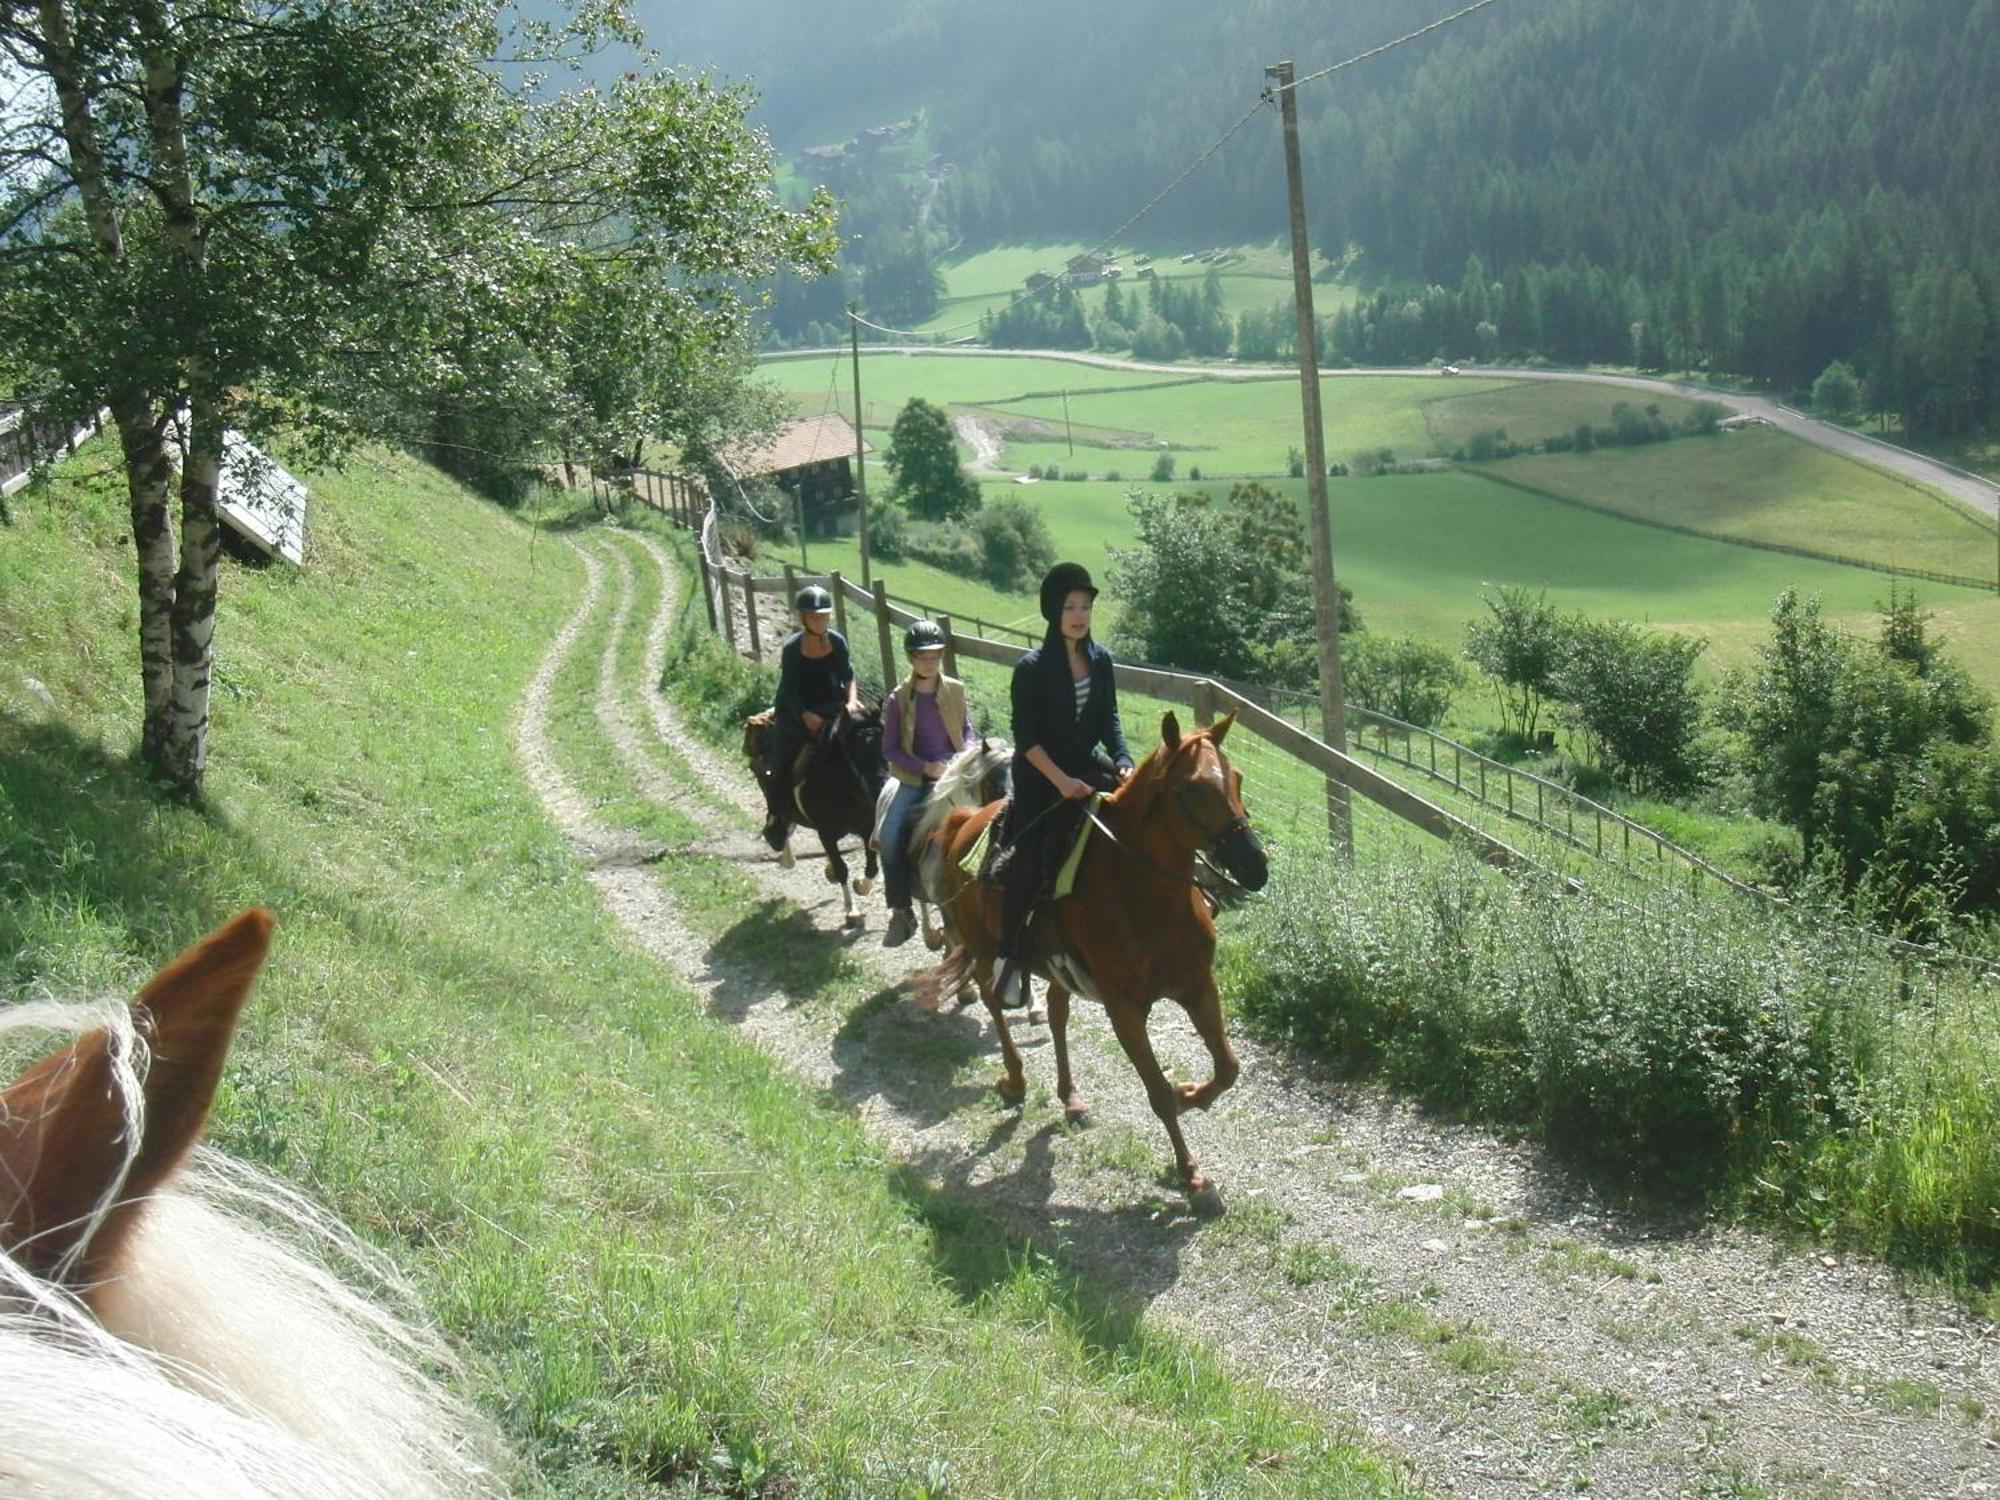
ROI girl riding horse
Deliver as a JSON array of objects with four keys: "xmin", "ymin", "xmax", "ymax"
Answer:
[
  {"xmin": 993, "ymin": 562, "xmax": 1133, "ymax": 1009},
  {"xmin": 877, "ymin": 618, "xmax": 975, "ymax": 949},
  {"xmin": 760, "ymin": 583, "xmax": 861, "ymax": 851}
]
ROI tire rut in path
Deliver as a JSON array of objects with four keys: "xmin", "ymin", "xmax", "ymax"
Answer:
[{"xmin": 527, "ymin": 527, "xmax": 2000, "ymax": 1499}]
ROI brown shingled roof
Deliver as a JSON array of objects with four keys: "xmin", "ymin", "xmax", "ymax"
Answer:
[{"xmin": 725, "ymin": 414, "xmax": 872, "ymax": 476}]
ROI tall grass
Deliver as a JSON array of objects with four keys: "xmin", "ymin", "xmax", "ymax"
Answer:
[
  {"xmin": 0, "ymin": 447, "xmax": 1404, "ymax": 1496},
  {"xmin": 1222, "ymin": 842, "xmax": 2000, "ymax": 1292}
]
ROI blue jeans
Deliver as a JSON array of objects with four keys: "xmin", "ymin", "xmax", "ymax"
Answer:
[{"xmin": 878, "ymin": 777, "xmax": 931, "ymax": 910}]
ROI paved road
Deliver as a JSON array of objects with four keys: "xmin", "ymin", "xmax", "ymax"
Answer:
[{"xmin": 767, "ymin": 347, "xmax": 2000, "ymax": 524}]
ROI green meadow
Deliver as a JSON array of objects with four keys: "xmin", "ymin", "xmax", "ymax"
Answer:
[
  {"xmin": 0, "ymin": 443, "xmax": 1402, "ymax": 1498},
  {"xmin": 759, "ymin": 351, "xmax": 2000, "ymax": 699}
]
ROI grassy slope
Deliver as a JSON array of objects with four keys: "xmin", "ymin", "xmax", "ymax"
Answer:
[
  {"xmin": 0, "ymin": 445, "xmax": 1401, "ymax": 1498},
  {"xmin": 1479, "ymin": 427, "xmax": 1999, "ymax": 582}
]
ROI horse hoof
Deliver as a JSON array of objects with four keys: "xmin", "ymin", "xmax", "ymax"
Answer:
[
  {"xmin": 996, "ymin": 1075, "xmax": 1027, "ymax": 1107},
  {"xmin": 824, "ymin": 864, "xmax": 841, "ymax": 883},
  {"xmin": 777, "ymin": 848, "xmax": 795, "ymax": 870},
  {"xmin": 954, "ymin": 983, "xmax": 975, "ymax": 1007},
  {"xmin": 1189, "ymin": 1182, "xmax": 1226, "ymax": 1219},
  {"xmin": 844, "ymin": 914, "xmax": 865, "ymax": 930},
  {"xmin": 1063, "ymin": 1096, "xmax": 1091, "ymax": 1124},
  {"xmin": 1026, "ymin": 1004, "xmax": 1047, "ymax": 1026},
  {"xmin": 853, "ymin": 876, "xmax": 873, "ymax": 896},
  {"xmin": 924, "ymin": 927, "xmax": 945, "ymax": 953}
]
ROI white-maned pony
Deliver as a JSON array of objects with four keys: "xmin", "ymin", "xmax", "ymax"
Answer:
[{"xmin": 0, "ymin": 909, "xmax": 505, "ymax": 1499}]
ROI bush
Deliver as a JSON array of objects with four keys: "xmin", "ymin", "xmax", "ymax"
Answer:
[
  {"xmin": 1149, "ymin": 451, "xmax": 1176, "ymax": 483},
  {"xmin": 865, "ymin": 501, "xmax": 908, "ymax": 561},
  {"xmin": 1552, "ymin": 617, "xmax": 1709, "ymax": 795},
  {"xmin": 1061, "ymin": 469, "xmax": 1088, "ymax": 482},
  {"xmin": 1228, "ymin": 847, "xmax": 1898, "ymax": 1180},
  {"xmin": 1343, "ymin": 634, "xmax": 1465, "ymax": 728},
  {"xmin": 968, "ymin": 495, "xmax": 1056, "ymax": 591}
]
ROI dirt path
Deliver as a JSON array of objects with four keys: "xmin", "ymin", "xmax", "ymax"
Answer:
[
  {"xmin": 521, "ymin": 527, "xmax": 2000, "ymax": 1498},
  {"xmin": 952, "ymin": 412, "xmax": 1008, "ymax": 475}
]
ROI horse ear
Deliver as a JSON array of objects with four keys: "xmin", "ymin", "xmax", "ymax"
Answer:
[
  {"xmin": 1161, "ymin": 711, "xmax": 1182, "ymax": 750},
  {"xmin": 0, "ymin": 908, "xmax": 274, "ymax": 1289},
  {"xmin": 1209, "ymin": 709, "xmax": 1236, "ymax": 747}
]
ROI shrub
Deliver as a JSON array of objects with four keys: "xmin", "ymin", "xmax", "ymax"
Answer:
[
  {"xmin": 1150, "ymin": 451, "xmax": 1176, "ymax": 483},
  {"xmin": 969, "ymin": 496, "xmax": 1056, "ymax": 591},
  {"xmin": 1343, "ymin": 634, "xmax": 1465, "ymax": 728},
  {"xmin": 1552, "ymin": 616, "xmax": 1709, "ymax": 795},
  {"xmin": 865, "ymin": 501, "xmax": 908, "ymax": 561}
]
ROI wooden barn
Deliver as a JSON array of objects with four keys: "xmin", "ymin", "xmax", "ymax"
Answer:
[{"xmin": 727, "ymin": 414, "xmax": 872, "ymax": 538}]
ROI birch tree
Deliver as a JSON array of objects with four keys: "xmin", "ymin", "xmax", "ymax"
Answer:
[{"xmin": 0, "ymin": 0, "xmax": 834, "ymax": 796}]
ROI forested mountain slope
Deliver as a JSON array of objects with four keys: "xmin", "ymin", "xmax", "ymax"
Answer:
[{"xmin": 640, "ymin": 0, "xmax": 1999, "ymax": 428}]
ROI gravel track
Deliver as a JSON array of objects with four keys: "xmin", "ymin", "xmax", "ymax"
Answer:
[{"xmin": 519, "ymin": 526, "xmax": 2000, "ymax": 1498}]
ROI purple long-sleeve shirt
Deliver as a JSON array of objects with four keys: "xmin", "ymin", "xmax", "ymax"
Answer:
[{"xmin": 883, "ymin": 686, "xmax": 973, "ymax": 779}]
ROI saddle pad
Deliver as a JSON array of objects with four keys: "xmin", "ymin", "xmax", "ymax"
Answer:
[
  {"xmin": 1051, "ymin": 793, "xmax": 1103, "ymax": 899},
  {"xmin": 961, "ymin": 795, "xmax": 1100, "ymax": 895}
]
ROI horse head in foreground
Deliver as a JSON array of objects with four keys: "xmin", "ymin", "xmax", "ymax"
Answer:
[
  {"xmin": 923, "ymin": 712, "xmax": 1265, "ymax": 1212},
  {"xmin": 0, "ymin": 910, "xmax": 502, "ymax": 1498}
]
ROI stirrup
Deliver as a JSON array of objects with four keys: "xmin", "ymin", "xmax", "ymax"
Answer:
[{"xmin": 992, "ymin": 958, "xmax": 1032, "ymax": 1011}]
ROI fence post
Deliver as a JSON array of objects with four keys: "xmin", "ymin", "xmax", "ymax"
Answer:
[
  {"xmin": 784, "ymin": 563, "xmax": 799, "ymax": 611},
  {"xmin": 873, "ymin": 578, "xmax": 897, "ymax": 690},
  {"xmin": 699, "ymin": 554, "xmax": 718, "ymax": 632},
  {"xmin": 1453, "ymin": 744, "xmax": 1461, "ymax": 790},
  {"xmin": 1506, "ymin": 767, "xmax": 1515, "ymax": 818},
  {"xmin": 718, "ymin": 567, "xmax": 738, "ymax": 650},
  {"xmin": 937, "ymin": 613, "xmax": 959, "ymax": 679},
  {"xmin": 1192, "ymin": 679, "xmax": 1216, "ymax": 729},
  {"xmin": 831, "ymin": 569, "xmax": 848, "ymax": 640},
  {"xmin": 743, "ymin": 570, "xmax": 762, "ymax": 662}
]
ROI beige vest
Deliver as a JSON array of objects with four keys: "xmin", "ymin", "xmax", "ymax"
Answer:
[{"xmin": 891, "ymin": 675, "xmax": 967, "ymax": 785}]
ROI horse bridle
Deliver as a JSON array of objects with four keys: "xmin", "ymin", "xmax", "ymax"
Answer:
[{"xmin": 1084, "ymin": 781, "xmax": 1263, "ymax": 910}]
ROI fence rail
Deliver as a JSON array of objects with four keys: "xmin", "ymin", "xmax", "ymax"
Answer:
[{"xmin": 2, "ymin": 405, "xmax": 107, "ymax": 500}]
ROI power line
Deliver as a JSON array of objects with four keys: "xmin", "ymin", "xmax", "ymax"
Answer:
[{"xmin": 1272, "ymin": 0, "xmax": 1508, "ymax": 93}]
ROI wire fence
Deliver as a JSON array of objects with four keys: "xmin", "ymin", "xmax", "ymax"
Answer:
[{"xmin": 1, "ymin": 405, "xmax": 107, "ymax": 500}]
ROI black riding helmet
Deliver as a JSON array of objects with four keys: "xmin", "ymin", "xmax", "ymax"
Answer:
[
  {"xmin": 1038, "ymin": 562, "xmax": 1098, "ymax": 625},
  {"xmin": 904, "ymin": 618, "xmax": 947, "ymax": 654},
  {"xmin": 794, "ymin": 583, "xmax": 834, "ymax": 613}
]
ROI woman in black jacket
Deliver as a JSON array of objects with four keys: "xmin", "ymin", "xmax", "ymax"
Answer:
[{"xmin": 994, "ymin": 562, "xmax": 1134, "ymax": 1007}]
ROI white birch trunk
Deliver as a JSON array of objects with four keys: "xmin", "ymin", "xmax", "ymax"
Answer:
[
  {"xmin": 139, "ymin": 8, "xmax": 215, "ymax": 797},
  {"xmin": 165, "ymin": 401, "xmax": 223, "ymax": 796},
  {"xmin": 35, "ymin": 0, "xmax": 180, "ymax": 773}
]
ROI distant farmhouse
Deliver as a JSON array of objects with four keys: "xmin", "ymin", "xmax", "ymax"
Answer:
[
  {"xmin": 1064, "ymin": 252, "xmax": 1108, "ymax": 287},
  {"xmin": 722, "ymin": 414, "xmax": 872, "ymax": 538}
]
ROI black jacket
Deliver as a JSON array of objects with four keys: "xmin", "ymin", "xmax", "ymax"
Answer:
[
  {"xmin": 774, "ymin": 629, "xmax": 853, "ymax": 732},
  {"xmin": 1010, "ymin": 635, "xmax": 1132, "ymax": 796}
]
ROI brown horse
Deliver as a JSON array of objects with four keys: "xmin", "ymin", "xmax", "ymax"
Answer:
[
  {"xmin": 924, "ymin": 711, "xmax": 1267, "ymax": 1209},
  {"xmin": 1, "ymin": 911, "xmax": 502, "ymax": 1497}
]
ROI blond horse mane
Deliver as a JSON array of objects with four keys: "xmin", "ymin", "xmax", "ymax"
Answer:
[{"xmin": 0, "ymin": 920, "xmax": 504, "ymax": 1500}]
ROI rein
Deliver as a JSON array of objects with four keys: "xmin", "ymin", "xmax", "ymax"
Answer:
[{"xmin": 1085, "ymin": 790, "xmax": 1261, "ymax": 912}]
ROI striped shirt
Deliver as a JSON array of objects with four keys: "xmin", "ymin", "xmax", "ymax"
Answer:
[{"xmin": 1073, "ymin": 674, "xmax": 1091, "ymax": 716}]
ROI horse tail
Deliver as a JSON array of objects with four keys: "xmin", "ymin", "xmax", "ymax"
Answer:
[{"xmin": 913, "ymin": 942, "xmax": 977, "ymax": 1013}]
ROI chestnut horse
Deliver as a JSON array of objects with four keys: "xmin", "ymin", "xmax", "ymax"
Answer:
[
  {"xmin": 924, "ymin": 712, "xmax": 1267, "ymax": 1208},
  {"xmin": 0, "ymin": 911, "xmax": 502, "ymax": 1498}
]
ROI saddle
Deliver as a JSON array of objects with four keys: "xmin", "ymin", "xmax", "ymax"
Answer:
[{"xmin": 969, "ymin": 794, "xmax": 1099, "ymax": 901}]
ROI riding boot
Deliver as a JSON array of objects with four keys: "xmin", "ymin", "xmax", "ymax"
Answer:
[
  {"xmin": 991, "ymin": 842, "xmax": 1037, "ymax": 1010},
  {"xmin": 760, "ymin": 747, "xmax": 793, "ymax": 851}
]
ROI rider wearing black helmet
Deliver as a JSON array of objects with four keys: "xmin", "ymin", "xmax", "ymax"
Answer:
[
  {"xmin": 761, "ymin": 583, "xmax": 859, "ymax": 849},
  {"xmin": 877, "ymin": 618, "xmax": 974, "ymax": 948},
  {"xmin": 992, "ymin": 562, "xmax": 1133, "ymax": 1006}
]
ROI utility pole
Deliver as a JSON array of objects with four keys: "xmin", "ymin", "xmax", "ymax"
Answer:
[
  {"xmin": 1062, "ymin": 388, "xmax": 1074, "ymax": 456},
  {"xmin": 849, "ymin": 304, "xmax": 872, "ymax": 587},
  {"xmin": 1267, "ymin": 59, "xmax": 1352, "ymax": 857}
]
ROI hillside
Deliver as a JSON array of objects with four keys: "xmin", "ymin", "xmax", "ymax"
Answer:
[{"xmin": 644, "ymin": 0, "xmax": 1999, "ymax": 431}]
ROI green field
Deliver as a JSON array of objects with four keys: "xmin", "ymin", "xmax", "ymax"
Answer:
[
  {"xmin": 760, "ymin": 351, "xmax": 2000, "ymax": 698},
  {"xmin": 911, "ymin": 241, "xmax": 1342, "ymax": 339},
  {"xmin": 1478, "ymin": 428, "xmax": 1998, "ymax": 581}
]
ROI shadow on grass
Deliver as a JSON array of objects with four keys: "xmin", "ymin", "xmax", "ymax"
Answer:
[
  {"xmin": 0, "ymin": 714, "xmax": 260, "ymax": 966},
  {"xmin": 703, "ymin": 898, "xmax": 865, "ymax": 1019},
  {"xmin": 887, "ymin": 1142, "xmax": 1204, "ymax": 1347},
  {"xmin": 828, "ymin": 984, "xmax": 994, "ymax": 1127}
]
